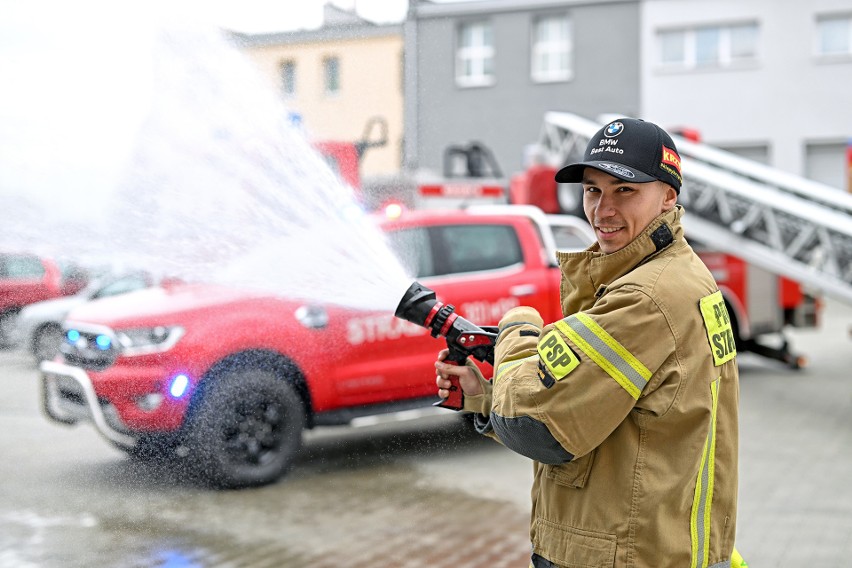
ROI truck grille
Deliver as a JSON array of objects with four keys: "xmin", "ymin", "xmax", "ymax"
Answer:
[{"xmin": 60, "ymin": 326, "xmax": 120, "ymax": 371}]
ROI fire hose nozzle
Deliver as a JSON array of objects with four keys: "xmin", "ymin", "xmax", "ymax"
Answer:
[{"xmin": 394, "ymin": 281, "xmax": 498, "ymax": 410}]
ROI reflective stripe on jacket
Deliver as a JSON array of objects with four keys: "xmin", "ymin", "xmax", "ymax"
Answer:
[{"xmin": 469, "ymin": 206, "xmax": 739, "ymax": 568}]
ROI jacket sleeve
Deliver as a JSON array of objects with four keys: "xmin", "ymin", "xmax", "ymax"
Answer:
[
  {"xmin": 489, "ymin": 286, "xmax": 675, "ymax": 464},
  {"xmin": 460, "ymin": 359, "xmax": 493, "ymax": 415}
]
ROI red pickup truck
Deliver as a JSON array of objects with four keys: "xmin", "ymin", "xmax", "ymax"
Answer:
[{"xmin": 40, "ymin": 206, "xmax": 594, "ymax": 488}]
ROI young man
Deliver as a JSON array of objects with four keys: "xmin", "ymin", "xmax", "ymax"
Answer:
[{"xmin": 436, "ymin": 118, "xmax": 741, "ymax": 567}]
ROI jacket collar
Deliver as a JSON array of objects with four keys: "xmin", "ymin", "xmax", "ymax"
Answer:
[{"xmin": 556, "ymin": 205, "xmax": 685, "ymax": 313}]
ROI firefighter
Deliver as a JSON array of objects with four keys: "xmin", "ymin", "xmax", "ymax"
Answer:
[{"xmin": 436, "ymin": 118, "xmax": 743, "ymax": 567}]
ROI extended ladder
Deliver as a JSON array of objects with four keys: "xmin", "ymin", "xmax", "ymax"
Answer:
[{"xmin": 537, "ymin": 112, "xmax": 852, "ymax": 306}]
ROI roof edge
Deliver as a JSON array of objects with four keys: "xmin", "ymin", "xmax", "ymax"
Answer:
[{"xmin": 413, "ymin": 0, "xmax": 635, "ymax": 19}]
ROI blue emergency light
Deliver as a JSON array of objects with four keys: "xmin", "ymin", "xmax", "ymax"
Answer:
[{"xmin": 169, "ymin": 374, "xmax": 190, "ymax": 398}]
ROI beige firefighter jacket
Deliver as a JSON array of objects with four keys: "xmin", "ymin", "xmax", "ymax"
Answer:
[{"xmin": 463, "ymin": 206, "xmax": 739, "ymax": 568}]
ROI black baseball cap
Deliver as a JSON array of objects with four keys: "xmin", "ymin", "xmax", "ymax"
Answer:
[{"xmin": 555, "ymin": 117, "xmax": 683, "ymax": 193}]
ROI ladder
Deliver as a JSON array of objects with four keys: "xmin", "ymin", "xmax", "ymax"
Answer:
[{"xmin": 537, "ymin": 111, "xmax": 852, "ymax": 306}]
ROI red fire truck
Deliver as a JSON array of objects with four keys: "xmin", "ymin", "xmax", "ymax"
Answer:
[{"xmin": 401, "ymin": 114, "xmax": 823, "ymax": 369}]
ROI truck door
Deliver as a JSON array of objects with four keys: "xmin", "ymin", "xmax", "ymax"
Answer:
[{"xmin": 336, "ymin": 220, "xmax": 554, "ymax": 404}]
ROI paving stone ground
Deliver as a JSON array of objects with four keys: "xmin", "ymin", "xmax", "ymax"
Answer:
[{"xmin": 1, "ymin": 299, "xmax": 850, "ymax": 567}]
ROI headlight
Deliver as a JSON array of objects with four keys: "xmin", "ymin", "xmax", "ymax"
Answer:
[{"xmin": 116, "ymin": 326, "xmax": 185, "ymax": 355}]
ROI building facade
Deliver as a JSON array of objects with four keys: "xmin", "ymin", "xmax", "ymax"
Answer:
[
  {"xmin": 233, "ymin": 5, "xmax": 404, "ymax": 177},
  {"xmin": 231, "ymin": 0, "xmax": 850, "ymax": 191},
  {"xmin": 406, "ymin": 0, "xmax": 851, "ymax": 191},
  {"xmin": 404, "ymin": 0, "xmax": 642, "ymax": 176},
  {"xmin": 641, "ymin": 0, "xmax": 852, "ymax": 191}
]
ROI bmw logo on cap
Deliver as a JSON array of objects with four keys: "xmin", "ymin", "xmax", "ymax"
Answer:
[{"xmin": 604, "ymin": 122, "xmax": 624, "ymax": 137}]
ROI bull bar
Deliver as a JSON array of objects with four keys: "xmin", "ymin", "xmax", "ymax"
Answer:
[{"xmin": 40, "ymin": 360, "xmax": 137, "ymax": 448}]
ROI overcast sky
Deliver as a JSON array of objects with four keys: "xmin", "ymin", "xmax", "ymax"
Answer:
[
  {"xmin": 0, "ymin": 0, "xmax": 415, "ymax": 212},
  {"xmin": 0, "ymin": 0, "xmax": 410, "ymax": 38},
  {"xmin": 206, "ymin": 0, "xmax": 410, "ymax": 32}
]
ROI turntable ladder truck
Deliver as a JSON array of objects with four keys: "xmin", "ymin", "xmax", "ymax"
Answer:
[{"xmin": 523, "ymin": 111, "xmax": 852, "ymax": 366}]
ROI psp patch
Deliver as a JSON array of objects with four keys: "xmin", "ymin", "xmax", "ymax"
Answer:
[
  {"xmin": 537, "ymin": 329, "xmax": 580, "ymax": 380},
  {"xmin": 699, "ymin": 291, "xmax": 737, "ymax": 366}
]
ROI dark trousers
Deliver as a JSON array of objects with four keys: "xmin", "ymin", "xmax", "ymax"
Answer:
[{"xmin": 531, "ymin": 553, "xmax": 559, "ymax": 568}]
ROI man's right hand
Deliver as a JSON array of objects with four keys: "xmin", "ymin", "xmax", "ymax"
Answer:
[{"xmin": 435, "ymin": 348, "xmax": 484, "ymax": 399}]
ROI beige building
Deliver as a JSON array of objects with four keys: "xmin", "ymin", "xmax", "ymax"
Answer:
[{"xmin": 231, "ymin": 4, "xmax": 404, "ymax": 178}]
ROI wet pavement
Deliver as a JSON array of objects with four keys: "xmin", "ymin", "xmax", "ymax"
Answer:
[
  {"xmin": 1, "ymin": 462, "xmax": 531, "ymax": 568},
  {"xmin": 0, "ymin": 346, "xmax": 532, "ymax": 568},
  {"xmin": 1, "ymin": 299, "xmax": 851, "ymax": 567}
]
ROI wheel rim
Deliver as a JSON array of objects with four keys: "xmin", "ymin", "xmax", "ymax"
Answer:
[{"xmin": 221, "ymin": 398, "xmax": 285, "ymax": 466}]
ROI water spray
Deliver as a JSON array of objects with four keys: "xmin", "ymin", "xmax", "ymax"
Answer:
[{"xmin": 0, "ymin": 13, "xmax": 412, "ymax": 312}]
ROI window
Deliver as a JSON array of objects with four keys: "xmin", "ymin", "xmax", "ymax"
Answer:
[
  {"xmin": 93, "ymin": 275, "xmax": 149, "ymax": 299},
  {"xmin": 805, "ymin": 142, "xmax": 847, "ymax": 190},
  {"xmin": 658, "ymin": 23, "xmax": 758, "ymax": 70},
  {"xmin": 0, "ymin": 254, "xmax": 44, "ymax": 279},
  {"xmin": 550, "ymin": 226, "xmax": 591, "ymax": 252},
  {"xmin": 435, "ymin": 225, "xmax": 522, "ymax": 275},
  {"xmin": 456, "ymin": 21, "xmax": 494, "ymax": 87},
  {"xmin": 280, "ymin": 60, "xmax": 296, "ymax": 97},
  {"xmin": 387, "ymin": 228, "xmax": 434, "ymax": 278},
  {"xmin": 387, "ymin": 224, "xmax": 522, "ymax": 278},
  {"xmin": 817, "ymin": 15, "xmax": 852, "ymax": 57},
  {"xmin": 729, "ymin": 24, "xmax": 758, "ymax": 59},
  {"xmin": 531, "ymin": 15, "xmax": 572, "ymax": 82},
  {"xmin": 323, "ymin": 56, "xmax": 340, "ymax": 95},
  {"xmin": 695, "ymin": 27, "xmax": 722, "ymax": 66},
  {"xmin": 660, "ymin": 30, "xmax": 686, "ymax": 65},
  {"xmin": 718, "ymin": 144, "xmax": 770, "ymax": 165}
]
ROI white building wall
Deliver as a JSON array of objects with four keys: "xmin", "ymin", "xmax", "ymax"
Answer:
[{"xmin": 640, "ymin": 0, "xmax": 852, "ymax": 190}]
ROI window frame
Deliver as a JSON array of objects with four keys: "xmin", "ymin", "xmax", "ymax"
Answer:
[
  {"xmin": 656, "ymin": 22, "xmax": 759, "ymax": 72},
  {"xmin": 0, "ymin": 254, "xmax": 45, "ymax": 280},
  {"xmin": 280, "ymin": 59, "xmax": 296, "ymax": 98},
  {"xmin": 431, "ymin": 224, "xmax": 523, "ymax": 276},
  {"xmin": 530, "ymin": 13, "xmax": 573, "ymax": 83},
  {"xmin": 815, "ymin": 13, "xmax": 852, "ymax": 60},
  {"xmin": 455, "ymin": 20, "xmax": 496, "ymax": 88},
  {"xmin": 386, "ymin": 223, "xmax": 523, "ymax": 279},
  {"xmin": 323, "ymin": 55, "xmax": 340, "ymax": 96}
]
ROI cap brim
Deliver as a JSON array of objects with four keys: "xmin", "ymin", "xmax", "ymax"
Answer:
[{"xmin": 555, "ymin": 161, "xmax": 657, "ymax": 184}]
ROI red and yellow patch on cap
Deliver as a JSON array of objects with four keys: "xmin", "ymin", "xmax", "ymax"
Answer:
[{"xmin": 661, "ymin": 146, "xmax": 681, "ymax": 174}]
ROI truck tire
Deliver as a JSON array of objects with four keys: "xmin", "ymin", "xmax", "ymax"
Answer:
[
  {"xmin": 186, "ymin": 368, "xmax": 305, "ymax": 488},
  {"xmin": 0, "ymin": 309, "xmax": 19, "ymax": 348}
]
